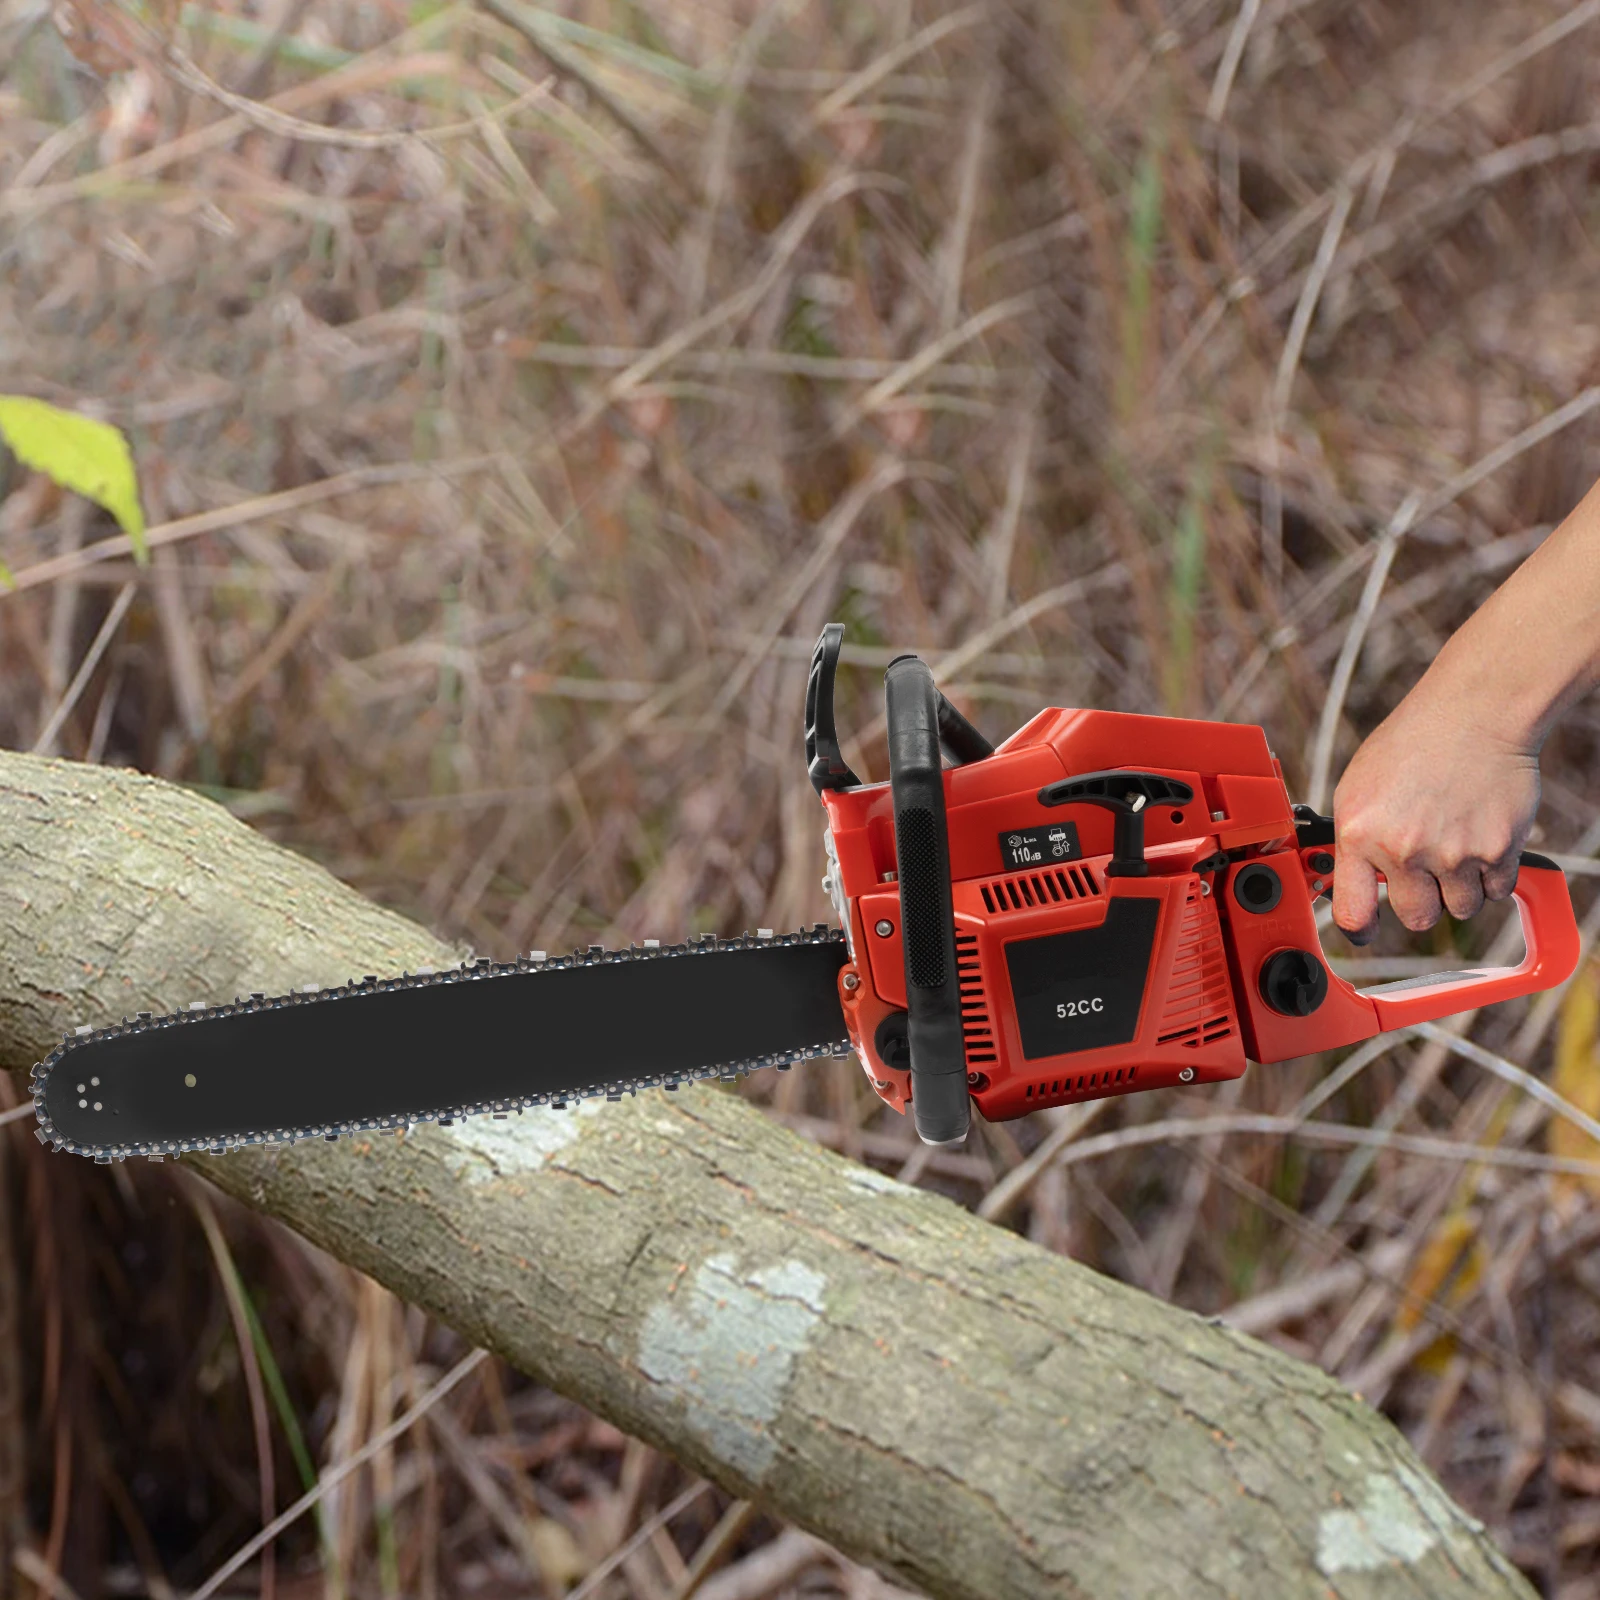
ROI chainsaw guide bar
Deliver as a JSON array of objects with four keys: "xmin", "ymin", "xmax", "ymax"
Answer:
[{"xmin": 31, "ymin": 927, "xmax": 852, "ymax": 1163}]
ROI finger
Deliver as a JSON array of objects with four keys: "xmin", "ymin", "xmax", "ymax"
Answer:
[
  {"xmin": 1438, "ymin": 866, "xmax": 1486, "ymax": 923},
  {"xmin": 1332, "ymin": 851, "xmax": 1381, "ymax": 944},
  {"xmin": 1482, "ymin": 858, "xmax": 1521, "ymax": 902},
  {"xmin": 1384, "ymin": 866, "xmax": 1445, "ymax": 933}
]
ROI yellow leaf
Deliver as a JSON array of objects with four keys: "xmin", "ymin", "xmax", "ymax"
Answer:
[
  {"xmin": 1395, "ymin": 1209, "xmax": 1481, "ymax": 1334},
  {"xmin": 526, "ymin": 1517, "xmax": 587, "ymax": 1588},
  {"xmin": 1411, "ymin": 1334, "xmax": 1458, "ymax": 1377},
  {"xmin": 0, "ymin": 395, "xmax": 147, "ymax": 562},
  {"xmin": 1550, "ymin": 953, "xmax": 1600, "ymax": 1199}
]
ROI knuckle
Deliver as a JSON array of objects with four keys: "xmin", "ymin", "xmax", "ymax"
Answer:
[
  {"xmin": 1331, "ymin": 800, "xmax": 1371, "ymax": 837},
  {"xmin": 1335, "ymin": 817, "xmax": 1377, "ymax": 852},
  {"xmin": 1392, "ymin": 833, "xmax": 1429, "ymax": 866},
  {"xmin": 1475, "ymin": 837, "xmax": 1515, "ymax": 869}
]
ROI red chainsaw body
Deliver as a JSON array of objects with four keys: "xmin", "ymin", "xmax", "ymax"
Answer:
[{"xmin": 819, "ymin": 706, "xmax": 1574, "ymax": 1122}]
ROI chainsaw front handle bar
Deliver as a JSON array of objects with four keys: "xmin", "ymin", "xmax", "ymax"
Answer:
[
  {"xmin": 884, "ymin": 654, "xmax": 975, "ymax": 1146},
  {"xmin": 1346, "ymin": 852, "xmax": 1581, "ymax": 1029}
]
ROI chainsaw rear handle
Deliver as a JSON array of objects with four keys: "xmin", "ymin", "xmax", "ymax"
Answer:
[
  {"xmin": 884, "ymin": 654, "xmax": 973, "ymax": 1146},
  {"xmin": 1340, "ymin": 850, "xmax": 1581, "ymax": 1027}
]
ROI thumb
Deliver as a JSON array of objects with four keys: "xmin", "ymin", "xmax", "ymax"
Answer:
[{"xmin": 1333, "ymin": 850, "xmax": 1381, "ymax": 945}]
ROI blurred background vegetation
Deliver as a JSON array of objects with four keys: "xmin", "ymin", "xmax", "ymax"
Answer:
[{"xmin": 7, "ymin": 0, "xmax": 1600, "ymax": 1594}]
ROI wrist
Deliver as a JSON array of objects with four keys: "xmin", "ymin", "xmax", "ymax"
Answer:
[
  {"xmin": 1391, "ymin": 477, "xmax": 1600, "ymax": 752},
  {"xmin": 1413, "ymin": 626, "xmax": 1559, "ymax": 755}
]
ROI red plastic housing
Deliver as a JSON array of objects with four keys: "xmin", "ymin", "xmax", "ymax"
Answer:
[{"xmin": 820, "ymin": 708, "xmax": 1581, "ymax": 1125}]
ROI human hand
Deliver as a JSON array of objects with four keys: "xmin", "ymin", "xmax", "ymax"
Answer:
[{"xmin": 1330, "ymin": 683, "xmax": 1542, "ymax": 945}]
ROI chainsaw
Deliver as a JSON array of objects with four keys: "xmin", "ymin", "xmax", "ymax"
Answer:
[{"xmin": 30, "ymin": 624, "xmax": 1583, "ymax": 1162}]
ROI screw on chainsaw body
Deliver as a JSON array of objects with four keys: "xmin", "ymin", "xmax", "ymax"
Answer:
[
  {"xmin": 842, "ymin": 970, "xmax": 860, "ymax": 991},
  {"xmin": 874, "ymin": 920, "xmax": 894, "ymax": 937},
  {"xmin": 1178, "ymin": 1067, "xmax": 1195, "ymax": 1082}
]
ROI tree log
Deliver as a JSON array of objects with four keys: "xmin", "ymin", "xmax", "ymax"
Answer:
[{"xmin": 0, "ymin": 750, "xmax": 1537, "ymax": 1600}]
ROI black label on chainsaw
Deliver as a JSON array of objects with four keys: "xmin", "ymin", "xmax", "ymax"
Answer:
[
  {"xmin": 1003, "ymin": 897, "xmax": 1159, "ymax": 1060},
  {"xmin": 998, "ymin": 822, "xmax": 1081, "ymax": 871}
]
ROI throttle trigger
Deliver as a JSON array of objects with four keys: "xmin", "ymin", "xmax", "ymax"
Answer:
[{"xmin": 1292, "ymin": 804, "xmax": 1335, "ymax": 849}]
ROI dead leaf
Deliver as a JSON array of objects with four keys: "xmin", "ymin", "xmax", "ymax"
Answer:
[{"xmin": 1549, "ymin": 953, "xmax": 1600, "ymax": 1200}]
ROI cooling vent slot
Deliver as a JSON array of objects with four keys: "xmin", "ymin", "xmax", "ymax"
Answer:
[
  {"xmin": 1154, "ymin": 884, "xmax": 1236, "ymax": 1048},
  {"xmin": 978, "ymin": 861, "xmax": 1100, "ymax": 915},
  {"xmin": 954, "ymin": 932, "xmax": 997, "ymax": 1067},
  {"xmin": 1025, "ymin": 1066, "xmax": 1137, "ymax": 1100}
]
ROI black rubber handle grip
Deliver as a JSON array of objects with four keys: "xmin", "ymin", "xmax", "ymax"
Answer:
[
  {"xmin": 884, "ymin": 655, "xmax": 971, "ymax": 1147},
  {"xmin": 936, "ymin": 692, "xmax": 994, "ymax": 767}
]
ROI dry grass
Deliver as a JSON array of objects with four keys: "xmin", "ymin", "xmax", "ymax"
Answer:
[{"xmin": 7, "ymin": 0, "xmax": 1600, "ymax": 1593}]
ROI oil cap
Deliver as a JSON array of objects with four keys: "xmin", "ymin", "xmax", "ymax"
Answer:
[{"xmin": 1259, "ymin": 949, "xmax": 1328, "ymax": 1016}]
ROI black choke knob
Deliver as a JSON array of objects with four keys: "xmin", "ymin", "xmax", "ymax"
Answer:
[
  {"xmin": 874, "ymin": 1011, "xmax": 912, "ymax": 1070},
  {"xmin": 1259, "ymin": 949, "xmax": 1328, "ymax": 1017}
]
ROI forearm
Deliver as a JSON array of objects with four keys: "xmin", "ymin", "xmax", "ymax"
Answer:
[{"xmin": 1416, "ymin": 475, "xmax": 1600, "ymax": 751}]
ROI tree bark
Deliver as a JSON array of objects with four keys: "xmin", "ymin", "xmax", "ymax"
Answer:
[{"xmin": 0, "ymin": 750, "xmax": 1537, "ymax": 1600}]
